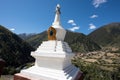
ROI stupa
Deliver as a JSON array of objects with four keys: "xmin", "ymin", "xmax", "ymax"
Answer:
[{"xmin": 14, "ymin": 4, "xmax": 82, "ymax": 80}]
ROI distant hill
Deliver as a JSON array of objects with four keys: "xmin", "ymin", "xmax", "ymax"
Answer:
[
  {"xmin": 88, "ymin": 23, "xmax": 120, "ymax": 47},
  {"xmin": 19, "ymin": 33, "xmax": 36, "ymax": 40},
  {"xmin": 0, "ymin": 25, "xmax": 35, "ymax": 68},
  {"xmin": 20, "ymin": 30, "xmax": 101, "ymax": 52},
  {"xmin": 19, "ymin": 31, "xmax": 48, "ymax": 48}
]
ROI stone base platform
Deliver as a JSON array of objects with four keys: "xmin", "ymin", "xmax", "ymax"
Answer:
[
  {"xmin": 14, "ymin": 71, "xmax": 83, "ymax": 80},
  {"xmin": 14, "ymin": 65, "xmax": 83, "ymax": 80}
]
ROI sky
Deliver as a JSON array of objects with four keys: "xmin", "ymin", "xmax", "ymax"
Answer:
[{"xmin": 0, "ymin": 0, "xmax": 120, "ymax": 35}]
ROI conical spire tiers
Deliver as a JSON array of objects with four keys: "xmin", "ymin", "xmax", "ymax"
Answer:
[
  {"xmin": 56, "ymin": 4, "xmax": 61, "ymax": 14},
  {"xmin": 52, "ymin": 4, "xmax": 61, "ymax": 28},
  {"xmin": 52, "ymin": 4, "xmax": 66, "ymax": 41}
]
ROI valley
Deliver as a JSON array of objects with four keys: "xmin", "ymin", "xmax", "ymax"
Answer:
[{"xmin": 72, "ymin": 47, "xmax": 120, "ymax": 80}]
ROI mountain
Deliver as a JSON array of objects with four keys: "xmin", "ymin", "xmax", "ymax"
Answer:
[
  {"xmin": 21, "ymin": 30, "xmax": 101, "ymax": 52},
  {"xmin": 88, "ymin": 23, "xmax": 120, "ymax": 47},
  {"xmin": 0, "ymin": 25, "xmax": 35, "ymax": 68},
  {"xmin": 19, "ymin": 31, "xmax": 48, "ymax": 48},
  {"xmin": 19, "ymin": 33, "xmax": 36, "ymax": 40},
  {"xmin": 65, "ymin": 31, "xmax": 101, "ymax": 52}
]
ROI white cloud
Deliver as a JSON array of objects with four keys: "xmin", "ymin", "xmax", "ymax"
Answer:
[
  {"xmin": 68, "ymin": 20, "xmax": 74, "ymax": 24},
  {"xmin": 72, "ymin": 23, "xmax": 76, "ymax": 26},
  {"xmin": 68, "ymin": 19, "xmax": 80, "ymax": 31},
  {"xmin": 90, "ymin": 14, "xmax": 98, "ymax": 18},
  {"xmin": 10, "ymin": 28, "xmax": 15, "ymax": 31},
  {"xmin": 89, "ymin": 23, "xmax": 96, "ymax": 30},
  {"xmin": 69, "ymin": 26, "xmax": 80, "ymax": 31},
  {"xmin": 68, "ymin": 20, "xmax": 76, "ymax": 26},
  {"xmin": 92, "ymin": 0, "xmax": 107, "ymax": 8}
]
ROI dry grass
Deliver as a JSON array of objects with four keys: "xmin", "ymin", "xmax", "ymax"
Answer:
[
  {"xmin": 103, "ymin": 59, "xmax": 113, "ymax": 64},
  {"xmin": 100, "ymin": 66, "xmax": 114, "ymax": 71},
  {"xmin": 76, "ymin": 50, "xmax": 120, "ymax": 72},
  {"xmin": 83, "ymin": 59, "xmax": 97, "ymax": 63},
  {"xmin": 0, "ymin": 75, "xmax": 13, "ymax": 80}
]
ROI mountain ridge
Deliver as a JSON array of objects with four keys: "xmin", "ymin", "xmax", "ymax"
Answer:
[
  {"xmin": 19, "ymin": 30, "xmax": 101, "ymax": 52},
  {"xmin": 0, "ymin": 25, "xmax": 35, "ymax": 68},
  {"xmin": 88, "ymin": 23, "xmax": 120, "ymax": 47}
]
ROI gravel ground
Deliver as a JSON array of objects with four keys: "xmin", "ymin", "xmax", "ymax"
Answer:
[{"xmin": 0, "ymin": 75, "xmax": 13, "ymax": 80}]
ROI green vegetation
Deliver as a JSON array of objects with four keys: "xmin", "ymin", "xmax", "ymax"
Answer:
[
  {"xmin": 88, "ymin": 23, "xmax": 120, "ymax": 47},
  {"xmin": 65, "ymin": 31, "xmax": 101, "ymax": 52},
  {"xmin": 72, "ymin": 52, "xmax": 120, "ymax": 80},
  {"xmin": 0, "ymin": 25, "xmax": 35, "ymax": 74}
]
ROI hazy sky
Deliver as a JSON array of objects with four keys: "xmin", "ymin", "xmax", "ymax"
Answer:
[{"xmin": 0, "ymin": 0, "xmax": 120, "ymax": 34}]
